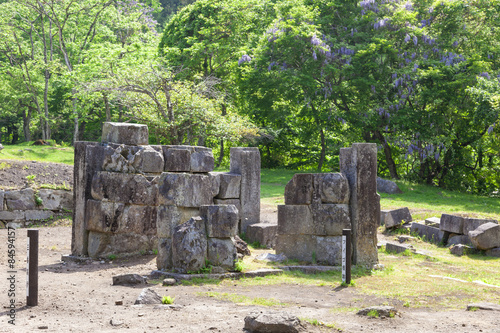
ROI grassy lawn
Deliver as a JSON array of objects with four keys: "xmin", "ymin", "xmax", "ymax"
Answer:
[{"xmin": 0, "ymin": 141, "xmax": 74, "ymax": 165}]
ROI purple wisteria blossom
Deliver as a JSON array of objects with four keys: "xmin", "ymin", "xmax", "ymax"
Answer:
[{"xmin": 238, "ymin": 54, "xmax": 251, "ymax": 65}]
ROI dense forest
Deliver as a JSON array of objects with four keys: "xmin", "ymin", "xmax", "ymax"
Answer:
[{"xmin": 0, "ymin": 0, "xmax": 499, "ymax": 194}]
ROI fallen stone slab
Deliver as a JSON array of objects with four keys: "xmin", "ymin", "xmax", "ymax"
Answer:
[
  {"xmin": 357, "ymin": 306, "xmax": 398, "ymax": 318},
  {"xmin": 381, "ymin": 207, "xmax": 412, "ymax": 228},
  {"xmin": 486, "ymin": 247, "xmax": 500, "ymax": 257},
  {"xmin": 424, "ymin": 217, "xmax": 440, "ymax": 228},
  {"xmin": 410, "ymin": 222, "xmax": 444, "ymax": 243},
  {"xmin": 467, "ymin": 303, "xmax": 500, "ymax": 312},
  {"xmin": 376, "ymin": 177, "xmax": 403, "ymax": 194},
  {"xmin": 469, "ymin": 222, "xmax": 500, "ymax": 250},
  {"xmin": 247, "ymin": 223, "xmax": 278, "ymax": 248},
  {"xmin": 447, "ymin": 235, "xmax": 471, "ymax": 247},
  {"xmin": 440, "ymin": 214, "xmax": 465, "ymax": 234},
  {"xmin": 244, "ymin": 311, "xmax": 304, "ymax": 333},
  {"xmin": 254, "ymin": 253, "xmax": 287, "ymax": 262},
  {"xmin": 149, "ymin": 268, "xmax": 283, "ymax": 282},
  {"xmin": 134, "ymin": 288, "xmax": 162, "ymax": 305},
  {"xmin": 112, "ymin": 274, "xmax": 147, "ymax": 286},
  {"xmin": 385, "ymin": 242, "xmax": 414, "ymax": 254},
  {"xmin": 449, "ymin": 244, "xmax": 480, "ymax": 256},
  {"xmin": 464, "ymin": 218, "xmax": 499, "ymax": 236}
]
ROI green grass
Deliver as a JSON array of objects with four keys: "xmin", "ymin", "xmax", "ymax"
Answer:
[
  {"xmin": 0, "ymin": 142, "xmax": 74, "ymax": 165},
  {"xmin": 197, "ymin": 291, "xmax": 289, "ymax": 307}
]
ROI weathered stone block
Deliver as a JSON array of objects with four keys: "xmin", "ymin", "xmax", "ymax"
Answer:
[
  {"xmin": 25, "ymin": 210, "xmax": 54, "ymax": 221},
  {"xmin": 163, "ymin": 147, "xmax": 192, "ymax": 172},
  {"xmin": 132, "ymin": 145, "xmax": 165, "ymax": 173},
  {"xmin": 101, "ymin": 122, "xmax": 148, "ymax": 145},
  {"xmin": 158, "ymin": 173, "xmax": 215, "ymax": 207},
  {"xmin": 284, "ymin": 174, "xmax": 314, "ymax": 205},
  {"xmin": 386, "ymin": 242, "xmax": 412, "ymax": 254},
  {"xmin": 246, "ymin": 223, "xmax": 277, "ymax": 248},
  {"xmin": 340, "ymin": 143, "xmax": 379, "ymax": 267},
  {"xmin": 156, "ymin": 205, "xmax": 199, "ymax": 238},
  {"xmin": 119, "ymin": 205, "xmax": 157, "ymax": 235},
  {"xmin": 447, "ymin": 235, "xmax": 471, "ymax": 246},
  {"xmin": 425, "ymin": 217, "xmax": 440, "ymax": 228},
  {"xmin": 440, "ymin": 214, "xmax": 465, "ymax": 234},
  {"xmin": 450, "ymin": 244, "xmax": 479, "ymax": 256},
  {"xmin": 214, "ymin": 173, "xmax": 241, "ymax": 199},
  {"xmin": 88, "ymin": 231, "xmax": 156, "ymax": 258},
  {"xmin": 102, "ymin": 144, "xmax": 139, "ymax": 173},
  {"xmin": 315, "ymin": 236, "xmax": 343, "ymax": 265},
  {"xmin": 230, "ymin": 147, "xmax": 260, "ymax": 233},
  {"xmin": 207, "ymin": 238, "xmax": 237, "ymax": 269},
  {"xmin": 209, "ymin": 172, "xmax": 221, "ymax": 198},
  {"xmin": 464, "ymin": 218, "xmax": 498, "ymax": 236},
  {"xmin": 312, "ymin": 204, "xmax": 351, "ymax": 236},
  {"xmin": 86, "ymin": 200, "xmax": 121, "ymax": 233},
  {"xmin": 318, "ymin": 173, "xmax": 350, "ymax": 204},
  {"xmin": 39, "ymin": 189, "xmax": 73, "ymax": 211},
  {"xmin": 381, "ymin": 207, "xmax": 412, "ymax": 229},
  {"xmin": 213, "ymin": 199, "xmax": 241, "ymax": 220},
  {"xmin": 157, "ymin": 237, "xmax": 173, "ymax": 270},
  {"xmin": 191, "ymin": 147, "xmax": 214, "ymax": 173},
  {"xmin": 376, "ymin": 177, "xmax": 403, "ymax": 194},
  {"xmin": 0, "ymin": 210, "xmax": 25, "ymax": 220},
  {"xmin": 5, "ymin": 188, "xmax": 36, "ymax": 210},
  {"xmin": 172, "ymin": 217, "xmax": 208, "ymax": 273},
  {"xmin": 0, "ymin": 190, "xmax": 4, "ymax": 211},
  {"xmin": 91, "ymin": 172, "xmax": 158, "ymax": 206},
  {"xmin": 200, "ymin": 205, "xmax": 238, "ymax": 238},
  {"xmin": 469, "ymin": 223, "xmax": 500, "ymax": 250},
  {"xmin": 277, "ymin": 205, "xmax": 313, "ymax": 235},
  {"xmin": 244, "ymin": 312, "xmax": 302, "ymax": 333},
  {"xmin": 275, "ymin": 234, "xmax": 316, "ymax": 262},
  {"xmin": 410, "ymin": 222, "xmax": 444, "ymax": 243}
]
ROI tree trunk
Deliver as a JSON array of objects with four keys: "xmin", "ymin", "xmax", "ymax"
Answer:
[
  {"xmin": 374, "ymin": 130, "xmax": 399, "ymax": 179},
  {"xmin": 43, "ymin": 70, "xmax": 51, "ymax": 140},
  {"xmin": 318, "ymin": 127, "xmax": 326, "ymax": 171},
  {"xmin": 103, "ymin": 92, "xmax": 111, "ymax": 121},
  {"xmin": 72, "ymin": 96, "xmax": 79, "ymax": 144},
  {"xmin": 20, "ymin": 102, "xmax": 32, "ymax": 142},
  {"xmin": 216, "ymin": 103, "xmax": 228, "ymax": 168}
]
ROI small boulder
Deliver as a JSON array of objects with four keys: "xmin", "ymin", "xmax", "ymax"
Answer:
[
  {"xmin": 377, "ymin": 177, "xmax": 403, "ymax": 194},
  {"xmin": 134, "ymin": 288, "xmax": 162, "ymax": 305},
  {"xmin": 112, "ymin": 274, "xmax": 147, "ymax": 286},
  {"xmin": 450, "ymin": 244, "xmax": 479, "ymax": 256},
  {"xmin": 234, "ymin": 235, "xmax": 251, "ymax": 257},
  {"xmin": 486, "ymin": 247, "xmax": 500, "ymax": 257},
  {"xmin": 357, "ymin": 306, "xmax": 398, "ymax": 318},
  {"xmin": 244, "ymin": 311, "xmax": 304, "ymax": 333}
]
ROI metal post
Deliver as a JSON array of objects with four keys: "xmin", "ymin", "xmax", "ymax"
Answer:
[
  {"xmin": 342, "ymin": 229, "xmax": 351, "ymax": 285},
  {"xmin": 27, "ymin": 230, "xmax": 38, "ymax": 306}
]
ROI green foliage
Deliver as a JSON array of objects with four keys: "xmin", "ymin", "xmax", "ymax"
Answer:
[
  {"xmin": 161, "ymin": 295, "xmax": 175, "ymax": 304},
  {"xmin": 234, "ymin": 259, "xmax": 246, "ymax": 272},
  {"xmin": 367, "ymin": 310, "xmax": 379, "ymax": 318}
]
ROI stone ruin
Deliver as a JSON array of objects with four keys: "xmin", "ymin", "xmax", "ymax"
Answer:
[
  {"xmin": 72, "ymin": 122, "xmax": 260, "ymax": 272},
  {"xmin": 276, "ymin": 143, "xmax": 380, "ymax": 267}
]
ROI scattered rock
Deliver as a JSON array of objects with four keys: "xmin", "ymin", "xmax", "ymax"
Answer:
[
  {"xmin": 115, "ymin": 300, "xmax": 123, "ymax": 306},
  {"xmin": 110, "ymin": 319, "xmax": 123, "ymax": 326},
  {"xmin": 357, "ymin": 306, "xmax": 398, "ymax": 318},
  {"xmin": 254, "ymin": 253, "xmax": 288, "ymax": 262},
  {"xmin": 447, "ymin": 235, "xmax": 471, "ymax": 247},
  {"xmin": 381, "ymin": 207, "xmax": 412, "ymax": 228},
  {"xmin": 449, "ymin": 244, "xmax": 479, "ymax": 256},
  {"xmin": 234, "ymin": 235, "xmax": 251, "ymax": 257},
  {"xmin": 112, "ymin": 274, "xmax": 147, "ymax": 286},
  {"xmin": 424, "ymin": 217, "xmax": 440, "ymax": 228},
  {"xmin": 372, "ymin": 264, "xmax": 385, "ymax": 270},
  {"xmin": 397, "ymin": 235, "xmax": 415, "ymax": 243},
  {"xmin": 37, "ymin": 325, "xmax": 49, "ymax": 330},
  {"xmin": 385, "ymin": 242, "xmax": 413, "ymax": 254},
  {"xmin": 162, "ymin": 278, "xmax": 177, "ymax": 286},
  {"xmin": 486, "ymin": 247, "xmax": 500, "ymax": 257},
  {"xmin": 244, "ymin": 311, "xmax": 304, "ymax": 333},
  {"xmin": 376, "ymin": 177, "xmax": 403, "ymax": 194},
  {"xmin": 134, "ymin": 288, "xmax": 162, "ymax": 305},
  {"xmin": 469, "ymin": 223, "xmax": 500, "ymax": 250},
  {"xmin": 467, "ymin": 303, "xmax": 500, "ymax": 312}
]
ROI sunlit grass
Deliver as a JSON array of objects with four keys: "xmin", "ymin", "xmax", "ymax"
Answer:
[
  {"xmin": 197, "ymin": 291, "xmax": 290, "ymax": 307},
  {"xmin": 0, "ymin": 142, "xmax": 74, "ymax": 165}
]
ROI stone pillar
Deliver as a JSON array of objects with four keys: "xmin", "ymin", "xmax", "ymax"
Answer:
[
  {"xmin": 230, "ymin": 148, "xmax": 261, "ymax": 233},
  {"xmin": 340, "ymin": 143, "xmax": 379, "ymax": 267},
  {"xmin": 72, "ymin": 142, "xmax": 105, "ymax": 256}
]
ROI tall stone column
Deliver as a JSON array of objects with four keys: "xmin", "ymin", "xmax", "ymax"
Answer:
[
  {"xmin": 230, "ymin": 147, "xmax": 260, "ymax": 233},
  {"xmin": 340, "ymin": 143, "xmax": 379, "ymax": 267}
]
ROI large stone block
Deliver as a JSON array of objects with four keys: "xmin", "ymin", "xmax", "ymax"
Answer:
[
  {"xmin": 72, "ymin": 142, "xmax": 106, "ymax": 256},
  {"xmin": 376, "ymin": 177, "xmax": 403, "ymax": 194},
  {"xmin": 86, "ymin": 200, "xmax": 123, "ymax": 233},
  {"xmin": 191, "ymin": 147, "xmax": 214, "ymax": 173},
  {"xmin": 39, "ymin": 189, "xmax": 73, "ymax": 211},
  {"xmin": 275, "ymin": 234, "xmax": 343, "ymax": 265},
  {"xmin": 200, "ymin": 205, "xmax": 238, "ymax": 238},
  {"xmin": 230, "ymin": 147, "xmax": 260, "ymax": 233},
  {"xmin": 132, "ymin": 145, "xmax": 165, "ymax": 173},
  {"xmin": 469, "ymin": 223, "xmax": 500, "ymax": 250},
  {"xmin": 214, "ymin": 199, "xmax": 241, "ymax": 221},
  {"xmin": 381, "ymin": 207, "xmax": 412, "ymax": 228},
  {"xmin": 172, "ymin": 217, "xmax": 208, "ymax": 273},
  {"xmin": 317, "ymin": 173, "xmax": 350, "ymax": 204},
  {"xmin": 214, "ymin": 173, "xmax": 241, "ymax": 199},
  {"xmin": 277, "ymin": 205, "xmax": 314, "ymax": 235},
  {"xmin": 5, "ymin": 188, "xmax": 36, "ymax": 210},
  {"xmin": 120, "ymin": 204, "xmax": 157, "ymax": 235},
  {"xmin": 101, "ymin": 122, "xmax": 149, "ymax": 145},
  {"xmin": 207, "ymin": 238, "xmax": 237, "ymax": 269},
  {"xmin": 410, "ymin": 222, "xmax": 444, "ymax": 243},
  {"xmin": 0, "ymin": 210, "xmax": 25, "ymax": 221},
  {"xmin": 91, "ymin": 172, "xmax": 158, "ymax": 206},
  {"xmin": 313, "ymin": 204, "xmax": 351, "ymax": 236},
  {"xmin": 486, "ymin": 247, "xmax": 500, "ymax": 257},
  {"xmin": 88, "ymin": 231, "xmax": 157, "ymax": 258},
  {"xmin": 158, "ymin": 173, "xmax": 215, "ymax": 208},
  {"xmin": 25, "ymin": 210, "xmax": 53, "ymax": 221},
  {"xmin": 340, "ymin": 143, "xmax": 379, "ymax": 266},
  {"xmin": 157, "ymin": 237, "xmax": 173, "ymax": 270},
  {"xmin": 425, "ymin": 217, "xmax": 440, "ymax": 228},
  {"xmin": 447, "ymin": 235, "xmax": 471, "ymax": 246},
  {"xmin": 440, "ymin": 214, "xmax": 464, "ymax": 234},
  {"xmin": 246, "ymin": 223, "xmax": 277, "ymax": 248},
  {"xmin": 463, "ymin": 218, "xmax": 498, "ymax": 236},
  {"xmin": 163, "ymin": 146, "xmax": 192, "ymax": 172},
  {"xmin": 315, "ymin": 236, "xmax": 343, "ymax": 265},
  {"xmin": 284, "ymin": 173, "xmax": 314, "ymax": 205},
  {"xmin": 156, "ymin": 205, "xmax": 199, "ymax": 238}
]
